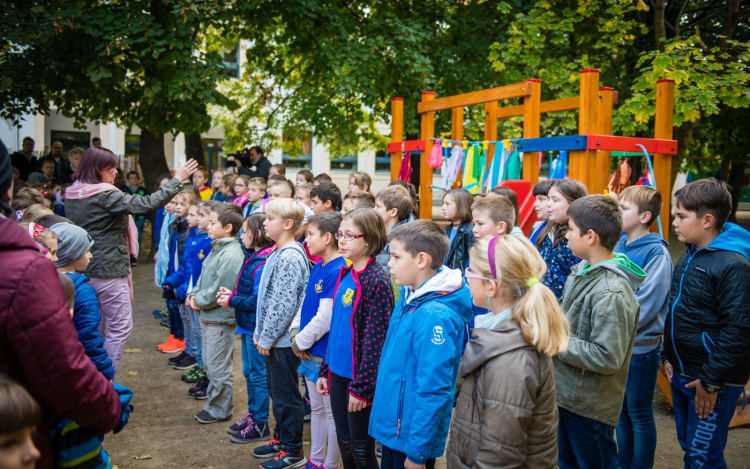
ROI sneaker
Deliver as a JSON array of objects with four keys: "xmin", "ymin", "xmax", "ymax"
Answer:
[
  {"xmin": 193, "ymin": 385, "xmax": 209, "ymax": 400},
  {"xmin": 231, "ymin": 422, "xmax": 270, "ymax": 444},
  {"xmin": 130, "ymin": 255, "xmax": 139, "ymax": 266},
  {"xmin": 160, "ymin": 318, "xmax": 169, "ymax": 328},
  {"xmin": 153, "ymin": 307, "xmax": 168, "ymax": 319},
  {"xmin": 194, "ymin": 410, "xmax": 231, "ymax": 424},
  {"xmin": 305, "ymin": 462, "xmax": 326, "ymax": 469},
  {"xmin": 157, "ymin": 334, "xmax": 175, "ymax": 351},
  {"xmin": 227, "ymin": 411, "xmax": 254, "ymax": 435},
  {"xmin": 189, "ymin": 377, "xmax": 209, "ymax": 396},
  {"xmin": 160, "ymin": 337, "xmax": 185, "ymax": 354},
  {"xmin": 183, "ymin": 366, "xmax": 205, "ymax": 383},
  {"xmin": 168, "ymin": 351, "xmax": 187, "ymax": 366},
  {"xmin": 173, "ymin": 354, "xmax": 197, "ymax": 370},
  {"xmin": 259, "ymin": 449, "xmax": 307, "ymax": 469},
  {"xmin": 253, "ymin": 438, "xmax": 282, "ymax": 459}
]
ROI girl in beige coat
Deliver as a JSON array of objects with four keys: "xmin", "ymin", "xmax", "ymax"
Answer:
[{"xmin": 447, "ymin": 235, "xmax": 570, "ymax": 469}]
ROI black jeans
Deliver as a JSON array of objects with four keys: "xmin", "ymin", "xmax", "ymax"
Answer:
[
  {"xmin": 381, "ymin": 446, "xmax": 436, "ymax": 469},
  {"xmin": 329, "ymin": 372, "xmax": 377, "ymax": 469},
  {"xmin": 266, "ymin": 347, "xmax": 303, "ymax": 453}
]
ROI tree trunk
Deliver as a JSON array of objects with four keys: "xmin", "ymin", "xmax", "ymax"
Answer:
[
  {"xmin": 185, "ymin": 132, "xmax": 206, "ymax": 167},
  {"xmin": 727, "ymin": 160, "xmax": 746, "ymax": 224},
  {"xmin": 139, "ymin": 129, "xmax": 169, "ymax": 264},
  {"xmin": 654, "ymin": 0, "xmax": 666, "ymax": 51}
]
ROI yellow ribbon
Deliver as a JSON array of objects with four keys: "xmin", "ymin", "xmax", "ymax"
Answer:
[{"xmin": 526, "ymin": 276, "xmax": 539, "ymax": 287}]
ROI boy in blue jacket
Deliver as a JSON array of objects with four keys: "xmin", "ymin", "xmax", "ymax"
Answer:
[
  {"xmin": 370, "ymin": 220, "xmax": 472, "ymax": 469},
  {"xmin": 663, "ymin": 178, "xmax": 750, "ymax": 469}
]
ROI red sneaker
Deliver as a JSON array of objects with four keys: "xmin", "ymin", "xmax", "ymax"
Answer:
[
  {"xmin": 160, "ymin": 336, "xmax": 185, "ymax": 354},
  {"xmin": 157, "ymin": 334, "xmax": 175, "ymax": 351}
]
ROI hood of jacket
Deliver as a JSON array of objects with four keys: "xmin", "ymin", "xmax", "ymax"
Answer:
[
  {"xmin": 577, "ymin": 252, "xmax": 646, "ymax": 292},
  {"xmin": 623, "ymin": 232, "xmax": 669, "ymax": 250},
  {"xmin": 402, "ymin": 267, "xmax": 474, "ymax": 325},
  {"xmin": 66, "ymin": 272, "xmax": 90, "ymax": 290},
  {"xmin": 690, "ymin": 222, "xmax": 750, "ymax": 261},
  {"xmin": 459, "ymin": 319, "xmax": 533, "ymax": 376}
]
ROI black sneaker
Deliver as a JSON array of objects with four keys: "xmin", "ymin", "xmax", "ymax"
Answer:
[
  {"xmin": 227, "ymin": 411, "xmax": 254, "ymax": 435},
  {"xmin": 193, "ymin": 385, "xmax": 208, "ymax": 400},
  {"xmin": 160, "ymin": 318, "xmax": 169, "ymax": 328},
  {"xmin": 194, "ymin": 410, "xmax": 231, "ymax": 424},
  {"xmin": 189, "ymin": 377, "xmax": 209, "ymax": 396},
  {"xmin": 168, "ymin": 351, "xmax": 187, "ymax": 366},
  {"xmin": 183, "ymin": 365, "xmax": 205, "ymax": 383},
  {"xmin": 231, "ymin": 422, "xmax": 270, "ymax": 444},
  {"xmin": 253, "ymin": 438, "xmax": 282, "ymax": 459},
  {"xmin": 173, "ymin": 354, "xmax": 197, "ymax": 370},
  {"xmin": 259, "ymin": 448, "xmax": 307, "ymax": 469}
]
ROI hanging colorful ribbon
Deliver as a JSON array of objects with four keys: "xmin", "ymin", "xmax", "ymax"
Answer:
[
  {"xmin": 549, "ymin": 150, "xmax": 568, "ymax": 180},
  {"xmin": 427, "ymin": 139, "xmax": 443, "ymax": 169},
  {"xmin": 501, "ymin": 145, "xmax": 522, "ymax": 181},
  {"xmin": 440, "ymin": 145, "xmax": 464, "ymax": 190}
]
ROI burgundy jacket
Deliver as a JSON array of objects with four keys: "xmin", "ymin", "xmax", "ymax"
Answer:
[
  {"xmin": 321, "ymin": 257, "xmax": 394, "ymax": 403},
  {"xmin": 0, "ymin": 217, "xmax": 121, "ymax": 468}
]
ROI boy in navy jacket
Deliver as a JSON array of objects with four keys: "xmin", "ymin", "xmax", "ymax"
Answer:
[{"xmin": 370, "ymin": 220, "xmax": 472, "ymax": 469}]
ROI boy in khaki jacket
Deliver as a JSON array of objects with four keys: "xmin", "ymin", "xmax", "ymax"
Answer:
[{"xmin": 553, "ymin": 195, "xmax": 645, "ymax": 469}]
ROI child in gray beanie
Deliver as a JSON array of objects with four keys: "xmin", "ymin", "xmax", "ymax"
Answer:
[{"xmin": 50, "ymin": 223, "xmax": 94, "ymax": 269}]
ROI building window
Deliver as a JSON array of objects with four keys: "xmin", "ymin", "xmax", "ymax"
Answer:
[
  {"xmin": 282, "ymin": 132, "xmax": 312, "ymax": 169},
  {"xmin": 202, "ymin": 138, "xmax": 224, "ymax": 173},
  {"xmin": 222, "ymin": 44, "xmax": 240, "ymax": 79},
  {"xmin": 330, "ymin": 155, "xmax": 357, "ymax": 172},
  {"xmin": 375, "ymin": 150, "xmax": 390, "ymax": 173}
]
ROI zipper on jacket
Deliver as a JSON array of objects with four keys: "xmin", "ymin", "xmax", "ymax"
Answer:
[
  {"xmin": 702, "ymin": 332, "xmax": 716, "ymax": 355},
  {"xmin": 396, "ymin": 380, "xmax": 406, "ymax": 437},
  {"xmin": 670, "ymin": 250, "xmax": 699, "ymax": 375}
]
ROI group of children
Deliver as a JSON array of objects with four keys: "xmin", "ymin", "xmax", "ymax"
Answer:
[{"xmin": 4, "ymin": 156, "xmax": 749, "ymax": 469}]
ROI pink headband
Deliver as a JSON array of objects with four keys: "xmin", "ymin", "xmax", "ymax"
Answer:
[{"xmin": 488, "ymin": 236, "xmax": 500, "ymax": 279}]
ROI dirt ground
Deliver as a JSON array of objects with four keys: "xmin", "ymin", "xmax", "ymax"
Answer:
[{"xmin": 106, "ymin": 215, "xmax": 750, "ymax": 469}]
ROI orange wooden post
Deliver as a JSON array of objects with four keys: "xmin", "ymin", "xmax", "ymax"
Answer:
[
  {"xmin": 522, "ymin": 79, "xmax": 541, "ymax": 184},
  {"xmin": 484, "ymin": 101, "xmax": 498, "ymax": 188},
  {"xmin": 654, "ymin": 79, "xmax": 675, "ymax": 241},
  {"xmin": 390, "ymin": 98, "xmax": 404, "ymax": 182},
  {"xmin": 593, "ymin": 87, "xmax": 615, "ymax": 195},
  {"xmin": 451, "ymin": 107, "xmax": 464, "ymax": 188},
  {"xmin": 569, "ymin": 69, "xmax": 600, "ymax": 188},
  {"xmin": 420, "ymin": 92, "xmax": 436, "ymax": 219}
]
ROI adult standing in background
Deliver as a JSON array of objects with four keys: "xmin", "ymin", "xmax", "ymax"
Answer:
[
  {"xmin": 39, "ymin": 140, "xmax": 73, "ymax": 183},
  {"xmin": 10, "ymin": 136, "xmax": 39, "ymax": 181},
  {"xmin": 92, "ymin": 137, "xmax": 102, "ymax": 147},
  {"xmin": 0, "ymin": 139, "xmax": 122, "ymax": 468},
  {"xmin": 65, "ymin": 146, "xmax": 198, "ymax": 372},
  {"xmin": 236, "ymin": 146, "xmax": 271, "ymax": 180}
]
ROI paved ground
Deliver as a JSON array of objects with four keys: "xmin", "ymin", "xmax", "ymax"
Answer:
[{"xmin": 106, "ymin": 214, "xmax": 750, "ymax": 468}]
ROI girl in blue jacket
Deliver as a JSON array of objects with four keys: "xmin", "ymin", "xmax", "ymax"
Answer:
[{"xmin": 217, "ymin": 213, "xmax": 275, "ymax": 443}]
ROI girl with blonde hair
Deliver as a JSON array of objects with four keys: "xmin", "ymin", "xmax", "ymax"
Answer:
[{"xmin": 447, "ymin": 235, "xmax": 569, "ymax": 469}]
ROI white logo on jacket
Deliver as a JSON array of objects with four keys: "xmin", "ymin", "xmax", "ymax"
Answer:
[{"xmin": 431, "ymin": 326, "xmax": 445, "ymax": 345}]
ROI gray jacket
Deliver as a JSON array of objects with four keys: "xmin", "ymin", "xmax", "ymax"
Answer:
[
  {"xmin": 192, "ymin": 237, "xmax": 245, "ymax": 325},
  {"xmin": 553, "ymin": 255, "xmax": 645, "ymax": 426},
  {"xmin": 256, "ymin": 242, "xmax": 309, "ymax": 350},
  {"xmin": 447, "ymin": 320, "xmax": 559, "ymax": 469},
  {"xmin": 65, "ymin": 178, "xmax": 183, "ymax": 278}
]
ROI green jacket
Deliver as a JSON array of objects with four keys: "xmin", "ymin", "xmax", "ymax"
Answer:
[
  {"xmin": 192, "ymin": 237, "xmax": 244, "ymax": 325},
  {"xmin": 553, "ymin": 253, "xmax": 645, "ymax": 426}
]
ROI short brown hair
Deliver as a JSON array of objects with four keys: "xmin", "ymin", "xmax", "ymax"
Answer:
[
  {"xmin": 532, "ymin": 179, "xmax": 553, "ymax": 197},
  {"xmin": 389, "ymin": 220, "xmax": 449, "ymax": 270},
  {"xmin": 488, "ymin": 186, "xmax": 520, "ymax": 227},
  {"xmin": 21, "ymin": 204, "xmax": 53, "ymax": 223},
  {"xmin": 344, "ymin": 190, "xmax": 376, "ymax": 210},
  {"xmin": 377, "ymin": 186, "xmax": 413, "ymax": 221},
  {"xmin": 174, "ymin": 188, "xmax": 199, "ymax": 207},
  {"xmin": 296, "ymin": 170, "xmax": 313, "ymax": 184},
  {"xmin": 314, "ymin": 173, "xmax": 332, "ymax": 184},
  {"xmin": 674, "ymin": 178, "xmax": 731, "ymax": 230},
  {"xmin": 195, "ymin": 165, "xmax": 209, "ymax": 179},
  {"xmin": 243, "ymin": 213, "xmax": 274, "ymax": 250},
  {"xmin": 311, "ymin": 182, "xmax": 342, "ymax": 208},
  {"xmin": 619, "ymin": 185, "xmax": 663, "ymax": 227},
  {"xmin": 271, "ymin": 180, "xmax": 295, "ymax": 198},
  {"xmin": 270, "ymin": 164, "xmax": 287, "ymax": 176},
  {"xmin": 343, "ymin": 208, "xmax": 387, "ymax": 257},
  {"xmin": 0, "ymin": 374, "xmax": 41, "ymax": 434},
  {"xmin": 309, "ymin": 212, "xmax": 343, "ymax": 247},
  {"xmin": 210, "ymin": 203, "xmax": 244, "ymax": 236},
  {"xmin": 567, "ymin": 194, "xmax": 622, "ymax": 250},
  {"xmin": 265, "ymin": 198, "xmax": 306, "ymax": 232},
  {"xmin": 58, "ymin": 273, "xmax": 76, "ymax": 311},
  {"xmin": 349, "ymin": 171, "xmax": 372, "ymax": 192},
  {"xmin": 200, "ymin": 200, "xmax": 221, "ymax": 215},
  {"xmin": 222, "ymin": 173, "xmax": 237, "ymax": 195},
  {"xmin": 12, "ymin": 188, "xmax": 44, "ymax": 212},
  {"xmin": 444, "ymin": 189, "xmax": 474, "ymax": 224},
  {"xmin": 472, "ymin": 197, "xmax": 515, "ymax": 228},
  {"xmin": 248, "ymin": 177, "xmax": 267, "ymax": 193}
]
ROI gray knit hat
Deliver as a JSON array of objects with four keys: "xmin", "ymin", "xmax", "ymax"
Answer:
[{"xmin": 51, "ymin": 222, "xmax": 94, "ymax": 268}]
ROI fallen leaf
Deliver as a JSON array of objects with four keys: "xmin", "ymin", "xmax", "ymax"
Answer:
[
  {"xmin": 127, "ymin": 371, "xmax": 140, "ymax": 376},
  {"xmin": 124, "ymin": 348, "xmax": 141, "ymax": 353},
  {"xmin": 134, "ymin": 454, "xmax": 152, "ymax": 460}
]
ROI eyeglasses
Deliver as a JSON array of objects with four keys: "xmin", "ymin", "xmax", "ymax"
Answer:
[
  {"xmin": 335, "ymin": 232, "xmax": 365, "ymax": 242},
  {"xmin": 464, "ymin": 266, "xmax": 494, "ymax": 282}
]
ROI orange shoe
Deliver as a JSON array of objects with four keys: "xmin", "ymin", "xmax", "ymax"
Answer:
[
  {"xmin": 157, "ymin": 334, "xmax": 175, "ymax": 351},
  {"xmin": 160, "ymin": 337, "xmax": 185, "ymax": 354}
]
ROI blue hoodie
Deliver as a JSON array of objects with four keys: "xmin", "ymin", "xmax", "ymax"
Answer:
[
  {"xmin": 65, "ymin": 273, "xmax": 115, "ymax": 381},
  {"xmin": 664, "ymin": 222, "xmax": 750, "ymax": 386},
  {"xmin": 369, "ymin": 267, "xmax": 473, "ymax": 465},
  {"xmin": 614, "ymin": 233, "xmax": 673, "ymax": 354},
  {"xmin": 163, "ymin": 228, "xmax": 212, "ymax": 300}
]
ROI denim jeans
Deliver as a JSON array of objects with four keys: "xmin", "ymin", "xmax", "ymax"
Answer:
[
  {"xmin": 188, "ymin": 306, "xmax": 203, "ymax": 367},
  {"xmin": 671, "ymin": 372, "xmax": 742, "ymax": 469},
  {"xmin": 166, "ymin": 298, "xmax": 184, "ymax": 340},
  {"xmin": 266, "ymin": 347, "xmax": 304, "ymax": 453},
  {"xmin": 178, "ymin": 304, "xmax": 196, "ymax": 357},
  {"xmin": 134, "ymin": 218, "xmax": 145, "ymax": 248},
  {"xmin": 617, "ymin": 344, "xmax": 662, "ymax": 469},
  {"xmin": 380, "ymin": 446, "xmax": 435, "ymax": 469},
  {"xmin": 240, "ymin": 333, "xmax": 269, "ymax": 423},
  {"xmin": 558, "ymin": 406, "xmax": 618, "ymax": 469}
]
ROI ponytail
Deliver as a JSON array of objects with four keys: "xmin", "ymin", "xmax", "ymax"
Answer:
[{"xmin": 470, "ymin": 236, "xmax": 569, "ymax": 356}]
